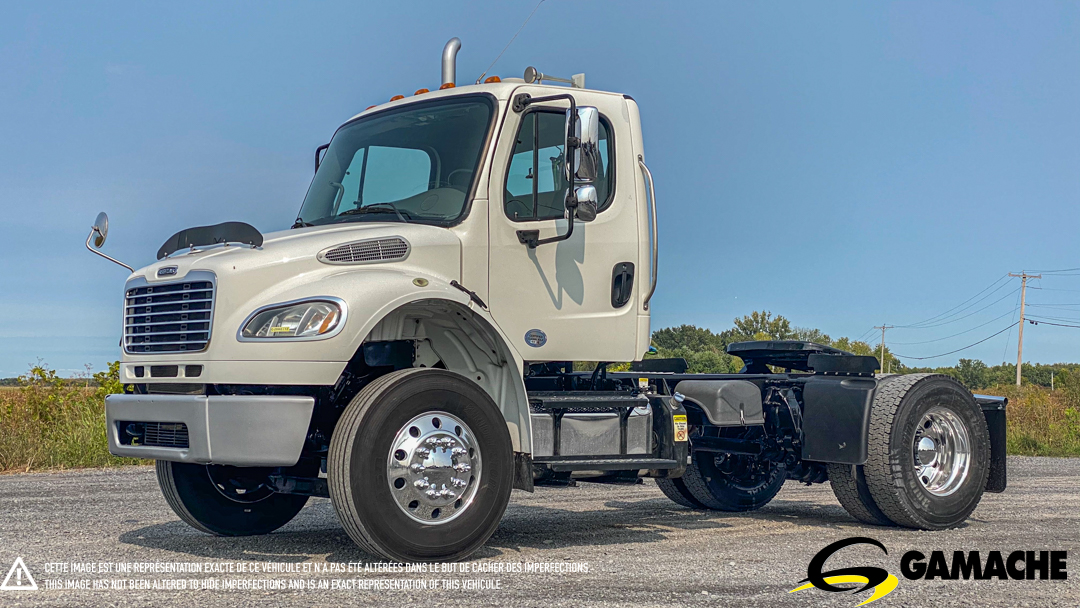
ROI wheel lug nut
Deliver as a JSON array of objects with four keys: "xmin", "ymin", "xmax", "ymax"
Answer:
[
  {"xmin": 410, "ymin": 463, "xmax": 426, "ymax": 473},
  {"xmin": 453, "ymin": 463, "xmax": 471, "ymax": 473}
]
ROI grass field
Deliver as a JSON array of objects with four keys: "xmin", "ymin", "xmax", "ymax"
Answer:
[{"xmin": 1, "ymin": 366, "xmax": 1077, "ymax": 473}]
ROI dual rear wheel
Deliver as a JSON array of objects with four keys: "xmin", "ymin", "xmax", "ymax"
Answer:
[{"xmin": 659, "ymin": 374, "xmax": 990, "ymax": 530}]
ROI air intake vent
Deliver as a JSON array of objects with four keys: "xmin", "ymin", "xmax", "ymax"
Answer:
[{"xmin": 319, "ymin": 237, "xmax": 410, "ymax": 265}]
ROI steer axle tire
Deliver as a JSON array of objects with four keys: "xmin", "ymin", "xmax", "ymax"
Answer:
[
  {"xmin": 156, "ymin": 461, "xmax": 309, "ymax": 536},
  {"xmin": 328, "ymin": 368, "xmax": 513, "ymax": 562},
  {"xmin": 858, "ymin": 374, "xmax": 990, "ymax": 530}
]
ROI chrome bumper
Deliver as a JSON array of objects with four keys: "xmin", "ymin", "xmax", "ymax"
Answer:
[{"xmin": 105, "ymin": 394, "xmax": 314, "ymax": 466}]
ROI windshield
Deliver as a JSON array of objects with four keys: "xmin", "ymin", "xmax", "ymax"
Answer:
[{"xmin": 296, "ymin": 95, "xmax": 494, "ymax": 227}]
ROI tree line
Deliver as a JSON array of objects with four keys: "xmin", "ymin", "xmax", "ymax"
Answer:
[{"xmin": 650, "ymin": 310, "xmax": 1080, "ymax": 393}]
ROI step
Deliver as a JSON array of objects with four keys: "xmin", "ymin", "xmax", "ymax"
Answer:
[{"xmin": 532, "ymin": 457, "xmax": 679, "ymax": 472}]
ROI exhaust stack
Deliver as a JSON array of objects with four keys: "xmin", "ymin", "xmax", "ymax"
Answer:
[{"xmin": 441, "ymin": 38, "xmax": 461, "ymax": 87}]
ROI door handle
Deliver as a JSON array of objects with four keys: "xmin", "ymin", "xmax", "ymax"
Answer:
[{"xmin": 611, "ymin": 262, "xmax": 635, "ymax": 308}]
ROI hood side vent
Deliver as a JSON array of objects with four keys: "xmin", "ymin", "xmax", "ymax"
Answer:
[{"xmin": 318, "ymin": 237, "xmax": 411, "ymax": 265}]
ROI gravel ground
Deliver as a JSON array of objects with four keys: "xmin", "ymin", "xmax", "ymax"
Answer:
[{"xmin": 0, "ymin": 456, "xmax": 1076, "ymax": 607}]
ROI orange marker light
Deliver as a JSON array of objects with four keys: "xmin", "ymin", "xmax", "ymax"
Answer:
[
  {"xmin": 390, "ymin": 95, "xmax": 404, "ymax": 101},
  {"xmin": 484, "ymin": 76, "xmax": 501, "ymax": 83},
  {"xmin": 439, "ymin": 83, "xmax": 455, "ymax": 90},
  {"xmin": 365, "ymin": 105, "xmax": 377, "ymax": 110},
  {"xmin": 414, "ymin": 88, "xmax": 429, "ymax": 95}
]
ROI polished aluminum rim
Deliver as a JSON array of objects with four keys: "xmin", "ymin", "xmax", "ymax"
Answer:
[
  {"xmin": 912, "ymin": 406, "xmax": 971, "ymax": 497},
  {"xmin": 387, "ymin": 411, "xmax": 481, "ymax": 525}
]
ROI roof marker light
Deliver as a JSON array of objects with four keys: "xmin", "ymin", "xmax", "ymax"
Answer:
[
  {"xmin": 439, "ymin": 83, "xmax": 455, "ymax": 90},
  {"xmin": 484, "ymin": 76, "xmax": 501, "ymax": 83},
  {"xmin": 390, "ymin": 95, "xmax": 404, "ymax": 101},
  {"xmin": 414, "ymin": 88, "xmax": 429, "ymax": 95}
]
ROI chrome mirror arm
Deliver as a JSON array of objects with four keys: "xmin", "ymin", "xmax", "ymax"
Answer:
[{"xmin": 85, "ymin": 229, "xmax": 133, "ymax": 272}]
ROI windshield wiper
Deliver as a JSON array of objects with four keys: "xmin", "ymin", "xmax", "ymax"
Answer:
[
  {"xmin": 338, "ymin": 203, "xmax": 411, "ymax": 223},
  {"xmin": 292, "ymin": 218, "xmax": 314, "ymax": 229}
]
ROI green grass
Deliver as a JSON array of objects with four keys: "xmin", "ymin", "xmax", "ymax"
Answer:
[
  {"xmin": 980, "ymin": 384, "xmax": 1080, "ymax": 458},
  {"xmin": 0, "ymin": 364, "xmax": 147, "ymax": 473}
]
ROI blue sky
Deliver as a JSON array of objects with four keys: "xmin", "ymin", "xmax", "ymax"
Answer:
[{"xmin": 1, "ymin": 1, "xmax": 1077, "ymax": 377}]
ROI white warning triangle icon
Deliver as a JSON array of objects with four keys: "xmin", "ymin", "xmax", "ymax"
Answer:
[{"xmin": 0, "ymin": 557, "xmax": 38, "ymax": 591}]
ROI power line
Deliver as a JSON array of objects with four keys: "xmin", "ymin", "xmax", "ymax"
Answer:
[
  {"xmin": 895, "ymin": 275, "xmax": 1010, "ymax": 328},
  {"xmin": 899, "ymin": 287, "xmax": 1019, "ymax": 330},
  {"xmin": 1026, "ymin": 319, "xmax": 1080, "ymax": 329},
  {"xmin": 1028, "ymin": 266, "xmax": 1080, "ymax": 273},
  {"xmin": 892, "ymin": 323, "xmax": 1017, "ymax": 361},
  {"xmin": 1023, "ymin": 317, "xmax": 1080, "ymax": 326},
  {"xmin": 889, "ymin": 308, "xmax": 1018, "ymax": 345}
]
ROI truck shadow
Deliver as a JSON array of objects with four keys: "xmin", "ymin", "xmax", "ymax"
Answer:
[{"xmin": 117, "ymin": 490, "xmax": 910, "ymax": 564}]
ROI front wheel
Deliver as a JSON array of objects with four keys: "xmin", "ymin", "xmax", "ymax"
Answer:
[
  {"xmin": 328, "ymin": 368, "xmax": 513, "ymax": 562},
  {"xmin": 156, "ymin": 461, "xmax": 309, "ymax": 536}
]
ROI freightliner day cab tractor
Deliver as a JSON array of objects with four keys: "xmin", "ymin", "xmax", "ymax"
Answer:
[{"xmin": 86, "ymin": 39, "xmax": 1008, "ymax": 563}]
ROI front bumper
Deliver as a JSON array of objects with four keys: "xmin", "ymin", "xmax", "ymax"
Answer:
[{"xmin": 105, "ymin": 394, "xmax": 315, "ymax": 466}]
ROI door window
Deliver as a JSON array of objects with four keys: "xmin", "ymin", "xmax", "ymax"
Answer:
[{"xmin": 504, "ymin": 110, "xmax": 612, "ymax": 221}]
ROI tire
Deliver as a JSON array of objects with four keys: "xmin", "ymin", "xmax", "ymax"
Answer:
[
  {"xmin": 156, "ymin": 460, "xmax": 309, "ymax": 536},
  {"xmin": 328, "ymin": 368, "xmax": 513, "ymax": 562},
  {"xmin": 656, "ymin": 476, "xmax": 706, "ymax": 509},
  {"xmin": 680, "ymin": 449, "xmax": 786, "ymax": 511},
  {"xmin": 861, "ymin": 374, "xmax": 990, "ymax": 530},
  {"xmin": 828, "ymin": 463, "xmax": 894, "ymax": 526}
]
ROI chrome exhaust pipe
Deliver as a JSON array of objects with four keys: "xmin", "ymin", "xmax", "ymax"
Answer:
[{"xmin": 442, "ymin": 37, "xmax": 461, "ymax": 87}]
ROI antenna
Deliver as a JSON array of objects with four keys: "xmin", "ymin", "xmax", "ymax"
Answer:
[{"xmin": 476, "ymin": 0, "xmax": 546, "ymax": 84}]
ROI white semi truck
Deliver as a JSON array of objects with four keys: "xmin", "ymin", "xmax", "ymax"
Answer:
[{"xmin": 87, "ymin": 39, "xmax": 1007, "ymax": 563}]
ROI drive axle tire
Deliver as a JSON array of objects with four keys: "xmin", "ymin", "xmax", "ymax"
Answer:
[
  {"xmin": 656, "ymin": 477, "xmax": 706, "ymax": 509},
  {"xmin": 681, "ymin": 450, "xmax": 786, "ymax": 511},
  {"xmin": 328, "ymin": 368, "xmax": 513, "ymax": 562},
  {"xmin": 827, "ymin": 463, "xmax": 894, "ymax": 526},
  {"xmin": 861, "ymin": 374, "xmax": 990, "ymax": 530},
  {"xmin": 156, "ymin": 461, "xmax": 309, "ymax": 536}
]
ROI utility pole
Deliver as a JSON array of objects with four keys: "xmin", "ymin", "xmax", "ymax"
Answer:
[
  {"xmin": 874, "ymin": 324, "xmax": 893, "ymax": 373},
  {"xmin": 1009, "ymin": 272, "xmax": 1041, "ymax": 386}
]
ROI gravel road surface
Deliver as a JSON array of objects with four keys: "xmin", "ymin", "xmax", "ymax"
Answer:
[{"xmin": 0, "ymin": 456, "xmax": 1076, "ymax": 607}]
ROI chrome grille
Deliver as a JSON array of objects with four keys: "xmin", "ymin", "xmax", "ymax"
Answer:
[
  {"xmin": 125, "ymin": 279, "xmax": 214, "ymax": 353},
  {"xmin": 320, "ymin": 237, "xmax": 410, "ymax": 265}
]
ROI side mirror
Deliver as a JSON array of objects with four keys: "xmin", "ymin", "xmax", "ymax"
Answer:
[
  {"xmin": 91, "ymin": 212, "xmax": 109, "ymax": 247},
  {"xmin": 565, "ymin": 106, "xmax": 600, "ymax": 183},
  {"xmin": 573, "ymin": 185, "xmax": 597, "ymax": 222},
  {"xmin": 85, "ymin": 211, "xmax": 133, "ymax": 272}
]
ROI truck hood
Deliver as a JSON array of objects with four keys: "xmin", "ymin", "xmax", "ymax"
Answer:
[{"xmin": 133, "ymin": 222, "xmax": 462, "ymax": 286}]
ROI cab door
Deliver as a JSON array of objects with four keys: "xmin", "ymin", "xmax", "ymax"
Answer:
[{"xmin": 487, "ymin": 88, "xmax": 642, "ymax": 362}]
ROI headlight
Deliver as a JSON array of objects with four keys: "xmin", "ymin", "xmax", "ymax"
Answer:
[{"xmin": 241, "ymin": 300, "xmax": 343, "ymax": 339}]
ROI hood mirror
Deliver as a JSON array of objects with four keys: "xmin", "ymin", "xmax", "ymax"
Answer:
[
  {"xmin": 91, "ymin": 212, "xmax": 109, "ymax": 247},
  {"xmin": 85, "ymin": 212, "xmax": 133, "ymax": 272}
]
